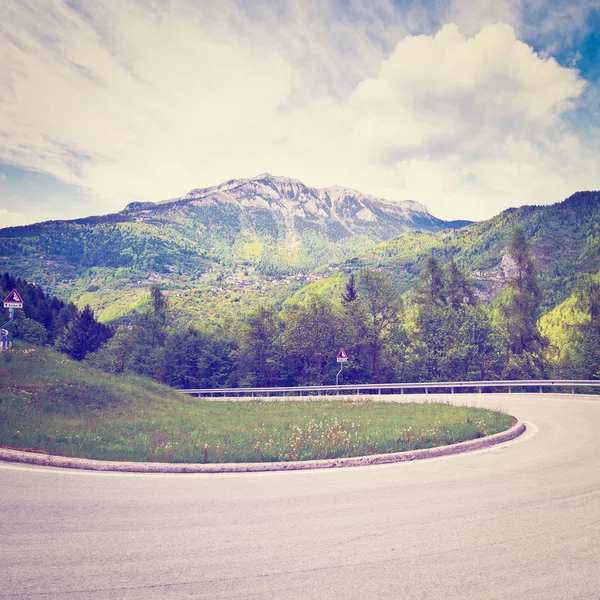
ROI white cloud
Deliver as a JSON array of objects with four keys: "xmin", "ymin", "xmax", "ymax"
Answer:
[
  {"xmin": 349, "ymin": 23, "xmax": 584, "ymax": 159},
  {"xmin": 0, "ymin": 1, "xmax": 598, "ymax": 224}
]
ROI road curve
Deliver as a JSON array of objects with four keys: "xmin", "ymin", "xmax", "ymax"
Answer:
[{"xmin": 1, "ymin": 393, "xmax": 598, "ymax": 600}]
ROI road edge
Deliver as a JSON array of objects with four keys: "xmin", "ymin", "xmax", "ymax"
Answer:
[{"xmin": 0, "ymin": 419, "xmax": 525, "ymax": 473}]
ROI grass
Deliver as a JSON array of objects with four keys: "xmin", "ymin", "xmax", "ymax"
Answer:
[{"xmin": 0, "ymin": 346, "xmax": 514, "ymax": 463}]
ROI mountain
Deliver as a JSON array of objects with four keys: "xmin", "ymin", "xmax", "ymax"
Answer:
[
  {"xmin": 0, "ymin": 173, "xmax": 465, "ymax": 322},
  {"xmin": 4, "ymin": 170, "xmax": 596, "ymax": 326},
  {"xmin": 119, "ymin": 172, "xmax": 463, "ymax": 267},
  {"xmin": 131, "ymin": 172, "xmax": 450, "ymax": 227}
]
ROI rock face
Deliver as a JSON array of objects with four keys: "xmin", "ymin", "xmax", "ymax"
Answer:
[{"xmin": 126, "ymin": 173, "xmax": 457, "ymax": 237}]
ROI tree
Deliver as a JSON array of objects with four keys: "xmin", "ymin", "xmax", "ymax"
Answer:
[
  {"xmin": 497, "ymin": 228, "xmax": 547, "ymax": 377},
  {"xmin": 164, "ymin": 327, "xmax": 235, "ymax": 389},
  {"xmin": 410, "ymin": 258, "xmax": 497, "ymax": 382},
  {"xmin": 55, "ymin": 305, "xmax": 112, "ymax": 360},
  {"xmin": 149, "ymin": 284, "xmax": 168, "ymax": 323},
  {"xmin": 234, "ymin": 304, "xmax": 286, "ymax": 387},
  {"xmin": 282, "ymin": 294, "xmax": 344, "ymax": 384},
  {"xmin": 342, "ymin": 273, "xmax": 358, "ymax": 304},
  {"xmin": 561, "ymin": 327, "xmax": 600, "ymax": 379},
  {"xmin": 561, "ymin": 274, "xmax": 600, "ymax": 379},
  {"xmin": 442, "ymin": 304, "xmax": 504, "ymax": 381},
  {"xmin": 11, "ymin": 317, "xmax": 48, "ymax": 346},
  {"xmin": 445, "ymin": 260, "xmax": 476, "ymax": 310},
  {"xmin": 412, "ymin": 301, "xmax": 450, "ymax": 381},
  {"xmin": 86, "ymin": 328, "xmax": 133, "ymax": 374},
  {"xmin": 49, "ymin": 303, "xmax": 79, "ymax": 344},
  {"xmin": 354, "ymin": 268, "xmax": 403, "ymax": 382},
  {"xmin": 503, "ymin": 228, "xmax": 544, "ymax": 355},
  {"xmin": 414, "ymin": 256, "xmax": 446, "ymax": 305}
]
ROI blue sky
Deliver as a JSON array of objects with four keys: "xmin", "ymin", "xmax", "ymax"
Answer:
[{"xmin": 1, "ymin": 0, "xmax": 599, "ymax": 226}]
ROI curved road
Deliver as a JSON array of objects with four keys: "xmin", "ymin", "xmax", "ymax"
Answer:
[{"xmin": 1, "ymin": 393, "xmax": 599, "ymax": 599}]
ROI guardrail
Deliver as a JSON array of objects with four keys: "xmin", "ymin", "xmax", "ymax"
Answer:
[
  {"xmin": 0, "ymin": 328, "xmax": 11, "ymax": 352},
  {"xmin": 178, "ymin": 379, "xmax": 600, "ymax": 397}
]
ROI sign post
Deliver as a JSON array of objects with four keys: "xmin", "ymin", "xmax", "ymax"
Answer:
[
  {"xmin": 336, "ymin": 348, "xmax": 348, "ymax": 386},
  {"xmin": 1, "ymin": 289, "xmax": 23, "ymax": 350}
]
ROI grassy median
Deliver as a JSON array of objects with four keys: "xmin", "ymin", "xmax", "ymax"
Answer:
[{"xmin": 0, "ymin": 346, "xmax": 513, "ymax": 463}]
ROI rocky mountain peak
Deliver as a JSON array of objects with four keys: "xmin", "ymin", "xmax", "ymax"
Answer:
[{"xmin": 124, "ymin": 173, "xmax": 463, "ymax": 236}]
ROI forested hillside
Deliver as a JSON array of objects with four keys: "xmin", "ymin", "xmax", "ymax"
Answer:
[
  {"xmin": 8, "ymin": 225, "xmax": 598, "ymax": 388},
  {"xmin": 0, "ymin": 273, "xmax": 110, "ymax": 358},
  {"xmin": 344, "ymin": 191, "xmax": 600, "ymax": 311}
]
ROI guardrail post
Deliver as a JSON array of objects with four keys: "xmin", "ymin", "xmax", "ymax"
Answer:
[
  {"xmin": 508, "ymin": 386, "xmax": 512, "ymax": 394},
  {"xmin": 539, "ymin": 385, "xmax": 542, "ymax": 393},
  {"xmin": 401, "ymin": 388, "xmax": 404, "ymax": 395},
  {"xmin": 451, "ymin": 387, "xmax": 454, "ymax": 394},
  {"xmin": 478, "ymin": 386, "xmax": 481, "ymax": 393}
]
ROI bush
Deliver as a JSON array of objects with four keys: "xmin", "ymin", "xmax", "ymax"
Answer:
[{"xmin": 10, "ymin": 318, "xmax": 48, "ymax": 345}]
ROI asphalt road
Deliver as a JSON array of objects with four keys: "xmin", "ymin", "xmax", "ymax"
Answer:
[{"xmin": 1, "ymin": 393, "xmax": 599, "ymax": 600}]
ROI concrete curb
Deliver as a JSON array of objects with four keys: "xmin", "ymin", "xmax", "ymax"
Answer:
[{"xmin": 0, "ymin": 419, "xmax": 525, "ymax": 474}]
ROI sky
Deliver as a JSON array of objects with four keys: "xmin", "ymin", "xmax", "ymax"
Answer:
[{"xmin": 1, "ymin": 0, "xmax": 600, "ymax": 226}]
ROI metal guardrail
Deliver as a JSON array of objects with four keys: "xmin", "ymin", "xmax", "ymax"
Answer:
[
  {"xmin": 178, "ymin": 380, "xmax": 600, "ymax": 397},
  {"xmin": 0, "ymin": 328, "xmax": 11, "ymax": 351}
]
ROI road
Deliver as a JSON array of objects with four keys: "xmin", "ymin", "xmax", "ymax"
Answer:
[{"xmin": 1, "ymin": 393, "xmax": 599, "ymax": 600}]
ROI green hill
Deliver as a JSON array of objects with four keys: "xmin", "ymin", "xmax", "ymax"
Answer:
[{"xmin": 342, "ymin": 191, "xmax": 600, "ymax": 312}]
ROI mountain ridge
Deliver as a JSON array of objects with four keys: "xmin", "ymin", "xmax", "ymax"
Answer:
[{"xmin": 122, "ymin": 172, "xmax": 460, "ymax": 234}]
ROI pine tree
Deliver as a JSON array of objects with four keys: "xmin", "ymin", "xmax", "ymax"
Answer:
[
  {"xmin": 342, "ymin": 273, "xmax": 358, "ymax": 304},
  {"xmin": 415, "ymin": 256, "xmax": 446, "ymax": 305},
  {"xmin": 149, "ymin": 284, "xmax": 168, "ymax": 323},
  {"xmin": 55, "ymin": 305, "xmax": 112, "ymax": 360},
  {"xmin": 504, "ymin": 227, "xmax": 544, "ymax": 355},
  {"xmin": 445, "ymin": 260, "xmax": 476, "ymax": 309}
]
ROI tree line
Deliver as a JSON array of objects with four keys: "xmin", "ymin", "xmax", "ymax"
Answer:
[
  {"xmin": 0, "ymin": 272, "xmax": 110, "ymax": 359},
  {"xmin": 4, "ymin": 228, "xmax": 599, "ymax": 385}
]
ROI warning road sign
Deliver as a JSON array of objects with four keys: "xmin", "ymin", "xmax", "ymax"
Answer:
[
  {"xmin": 3, "ymin": 289, "xmax": 23, "ymax": 309},
  {"xmin": 336, "ymin": 348, "xmax": 348, "ymax": 362}
]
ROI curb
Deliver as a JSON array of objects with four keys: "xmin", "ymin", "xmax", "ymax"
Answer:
[{"xmin": 0, "ymin": 419, "xmax": 525, "ymax": 474}]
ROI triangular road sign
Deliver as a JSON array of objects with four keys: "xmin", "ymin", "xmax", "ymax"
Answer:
[
  {"xmin": 4, "ymin": 289, "xmax": 23, "ymax": 308},
  {"xmin": 337, "ymin": 348, "xmax": 348, "ymax": 360}
]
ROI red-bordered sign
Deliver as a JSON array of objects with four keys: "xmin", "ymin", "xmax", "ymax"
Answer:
[
  {"xmin": 3, "ymin": 289, "xmax": 23, "ymax": 309},
  {"xmin": 336, "ymin": 348, "xmax": 348, "ymax": 362}
]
